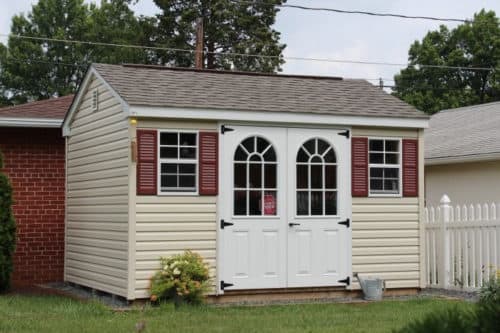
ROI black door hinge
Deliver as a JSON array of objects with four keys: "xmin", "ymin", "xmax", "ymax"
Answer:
[
  {"xmin": 338, "ymin": 218, "xmax": 350, "ymax": 228},
  {"xmin": 220, "ymin": 219, "xmax": 234, "ymax": 229},
  {"xmin": 338, "ymin": 130, "xmax": 350, "ymax": 139},
  {"xmin": 221, "ymin": 125, "xmax": 234, "ymax": 134},
  {"xmin": 220, "ymin": 280, "xmax": 234, "ymax": 290},
  {"xmin": 338, "ymin": 276, "xmax": 350, "ymax": 285}
]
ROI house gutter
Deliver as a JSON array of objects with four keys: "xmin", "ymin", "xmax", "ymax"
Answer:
[
  {"xmin": 0, "ymin": 117, "xmax": 63, "ymax": 128},
  {"xmin": 425, "ymin": 152, "xmax": 500, "ymax": 166}
]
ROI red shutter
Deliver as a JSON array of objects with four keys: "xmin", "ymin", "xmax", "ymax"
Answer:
[
  {"xmin": 352, "ymin": 137, "xmax": 369, "ymax": 197},
  {"xmin": 199, "ymin": 132, "xmax": 218, "ymax": 195},
  {"xmin": 137, "ymin": 129, "xmax": 157, "ymax": 195},
  {"xmin": 402, "ymin": 139, "xmax": 419, "ymax": 197}
]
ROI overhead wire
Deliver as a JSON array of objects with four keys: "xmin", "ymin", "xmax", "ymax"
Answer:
[
  {"xmin": 233, "ymin": 0, "xmax": 470, "ymax": 23},
  {"xmin": 1, "ymin": 33, "xmax": 494, "ymax": 72}
]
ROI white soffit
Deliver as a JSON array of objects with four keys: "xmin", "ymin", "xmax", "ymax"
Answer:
[{"xmin": 130, "ymin": 106, "xmax": 430, "ymax": 129}]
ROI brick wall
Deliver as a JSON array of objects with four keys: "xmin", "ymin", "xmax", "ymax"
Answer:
[{"xmin": 0, "ymin": 127, "xmax": 65, "ymax": 287}]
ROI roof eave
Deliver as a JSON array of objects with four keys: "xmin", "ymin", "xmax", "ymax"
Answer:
[
  {"xmin": 129, "ymin": 105, "xmax": 430, "ymax": 129},
  {"xmin": 425, "ymin": 152, "xmax": 500, "ymax": 166},
  {"xmin": 0, "ymin": 117, "xmax": 63, "ymax": 128}
]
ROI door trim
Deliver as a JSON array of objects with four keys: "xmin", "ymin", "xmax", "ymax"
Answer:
[{"xmin": 216, "ymin": 122, "xmax": 352, "ymax": 294}]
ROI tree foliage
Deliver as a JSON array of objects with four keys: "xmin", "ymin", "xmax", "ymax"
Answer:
[
  {"xmin": 143, "ymin": 0, "xmax": 286, "ymax": 72},
  {"xmin": 0, "ymin": 150, "xmax": 16, "ymax": 293},
  {"xmin": 394, "ymin": 10, "xmax": 500, "ymax": 114},
  {"xmin": 0, "ymin": 0, "xmax": 148, "ymax": 104},
  {"xmin": 0, "ymin": 0, "xmax": 287, "ymax": 105}
]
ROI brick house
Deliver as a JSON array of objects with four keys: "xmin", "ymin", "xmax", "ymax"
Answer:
[{"xmin": 0, "ymin": 95, "xmax": 73, "ymax": 288}]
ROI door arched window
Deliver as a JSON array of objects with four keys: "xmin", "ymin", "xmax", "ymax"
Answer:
[
  {"xmin": 234, "ymin": 136, "xmax": 277, "ymax": 216},
  {"xmin": 296, "ymin": 138, "xmax": 337, "ymax": 216}
]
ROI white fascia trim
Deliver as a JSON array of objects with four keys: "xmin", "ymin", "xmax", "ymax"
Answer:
[
  {"xmin": 130, "ymin": 106, "xmax": 429, "ymax": 129},
  {"xmin": 62, "ymin": 65, "xmax": 130, "ymax": 137},
  {"xmin": 0, "ymin": 117, "xmax": 62, "ymax": 128},
  {"xmin": 425, "ymin": 152, "xmax": 500, "ymax": 165}
]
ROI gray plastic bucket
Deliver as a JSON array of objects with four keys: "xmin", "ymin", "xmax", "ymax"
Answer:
[{"xmin": 356, "ymin": 274, "xmax": 385, "ymax": 301}]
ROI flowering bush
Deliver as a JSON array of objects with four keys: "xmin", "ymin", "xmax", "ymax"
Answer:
[{"xmin": 150, "ymin": 251, "xmax": 210, "ymax": 305}]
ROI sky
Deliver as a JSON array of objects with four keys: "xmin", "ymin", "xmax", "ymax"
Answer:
[{"xmin": 1, "ymin": 0, "xmax": 499, "ymax": 84}]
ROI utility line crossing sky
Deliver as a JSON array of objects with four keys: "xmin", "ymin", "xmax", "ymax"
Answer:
[{"xmin": 1, "ymin": 0, "xmax": 499, "ymax": 82}]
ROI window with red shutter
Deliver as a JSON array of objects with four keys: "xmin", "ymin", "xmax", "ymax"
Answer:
[
  {"xmin": 199, "ymin": 132, "xmax": 218, "ymax": 195},
  {"xmin": 137, "ymin": 129, "xmax": 157, "ymax": 195},
  {"xmin": 351, "ymin": 137, "xmax": 368, "ymax": 197},
  {"xmin": 402, "ymin": 139, "xmax": 419, "ymax": 197}
]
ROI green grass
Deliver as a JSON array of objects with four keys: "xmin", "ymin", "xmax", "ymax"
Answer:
[{"xmin": 0, "ymin": 295, "xmax": 474, "ymax": 333}]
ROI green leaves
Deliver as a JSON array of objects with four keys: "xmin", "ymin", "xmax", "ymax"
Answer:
[
  {"xmin": 0, "ymin": 149, "xmax": 16, "ymax": 293},
  {"xmin": 151, "ymin": 0, "xmax": 286, "ymax": 72},
  {"xmin": 394, "ymin": 10, "xmax": 500, "ymax": 114}
]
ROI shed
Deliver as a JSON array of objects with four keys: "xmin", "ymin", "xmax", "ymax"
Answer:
[
  {"xmin": 425, "ymin": 101, "xmax": 500, "ymax": 206},
  {"xmin": 0, "ymin": 95, "xmax": 73, "ymax": 287},
  {"xmin": 62, "ymin": 64, "xmax": 429, "ymax": 301}
]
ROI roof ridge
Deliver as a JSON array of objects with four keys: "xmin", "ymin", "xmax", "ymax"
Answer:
[{"xmin": 106, "ymin": 63, "xmax": 345, "ymax": 81}]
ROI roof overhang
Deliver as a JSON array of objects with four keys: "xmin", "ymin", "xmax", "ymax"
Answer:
[
  {"xmin": 63, "ymin": 64, "xmax": 429, "ymax": 136},
  {"xmin": 425, "ymin": 152, "xmax": 500, "ymax": 166},
  {"xmin": 129, "ymin": 106, "xmax": 430, "ymax": 129},
  {"xmin": 0, "ymin": 117, "xmax": 62, "ymax": 128}
]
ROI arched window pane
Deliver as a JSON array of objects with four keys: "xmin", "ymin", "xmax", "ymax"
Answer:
[
  {"xmin": 235, "ymin": 146, "xmax": 247, "ymax": 161},
  {"xmin": 234, "ymin": 136, "xmax": 277, "ymax": 216},
  {"xmin": 296, "ymin": 138, "xmax": 337, "ymax": 216}
]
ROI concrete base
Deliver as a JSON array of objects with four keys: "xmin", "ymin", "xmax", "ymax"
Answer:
[{"xmin": 207, "ymin": 287, "xmax": 420, "ymax": 305}]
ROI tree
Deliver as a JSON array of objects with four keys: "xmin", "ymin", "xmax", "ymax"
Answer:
[
  {"xmin": 393, "ymin": 10, "xmax": 500, "ymax": 114},
  {"xmin": 0, "ymin": 0, "xmax": 148, "ymax": 104},
  {"xmin": 0, "ymin": 150, "xmax": 16, "ymax": 293},
  {"xmin": 149, "ymin": 0, "xmax": 286, "ymax": 72}
]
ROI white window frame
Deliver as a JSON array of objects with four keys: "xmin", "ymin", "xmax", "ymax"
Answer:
[
  {"xmin": 232, "ymin": 135, "xmax": 278, "ymax": 217},
  {"xmin": 157, "ymin": 130, "xmax": 199, "ymax": 196},
  {"xmin": 295, "ymin": 137, "xmax": 339, "ymax": 217},
  {"xmin": 368, "ymin": 137, "xmax": 402, "ymax": 198}
]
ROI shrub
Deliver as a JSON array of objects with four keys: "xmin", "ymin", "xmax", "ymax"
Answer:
[
  {"xmin": 0, "ymin": 150, "xmax": 16, "ymax": 292},
  {"xmin": 150, "ymin": 251, "xmax": 210, "ymax": 305},
  {"xmin": 395, "ymin": 308, "xmax": 473, "ymax": 333},
  {"xmin": 475, "ymin": 273, "xmax": 500, "ymax": 333}
]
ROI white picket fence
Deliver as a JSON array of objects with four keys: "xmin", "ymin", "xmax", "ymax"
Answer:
[{"xmin": 425, "ymin": 195, "xmax": 500, "ymax": 290}]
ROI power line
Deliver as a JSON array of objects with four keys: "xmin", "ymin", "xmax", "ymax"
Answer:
[
  {"xmin": 234, "ymin": 0, "xmax": 469, "ymax": 23},
  {"xmin": 2, "ymin": 33, "xmax": 494, "ymax": 72}
]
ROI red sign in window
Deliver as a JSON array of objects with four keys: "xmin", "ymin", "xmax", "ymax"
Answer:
[{"xmin": 264, "ymin": 193, "xmax": 276, "ymax": 215}]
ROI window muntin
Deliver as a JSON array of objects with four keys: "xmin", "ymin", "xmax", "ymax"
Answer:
[
  {"xmin": 296, "ymin": 138, "xmax": 337, "ymax": 216},
  {"xmin": 368, "ymin": 139, "xmax": 401, "ymax": 195},
  {"xmin": 159, "ymin": 131, "xmax": 197, "ymax": 193},
  {"xmin": 233, "ymin": 136, "xmax": 277, "ymax": 216}
]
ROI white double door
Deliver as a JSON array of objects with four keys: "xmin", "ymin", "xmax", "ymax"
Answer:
[{"xmin": 220, "ymin": 125, "xmax": 351, "ymax": 291}]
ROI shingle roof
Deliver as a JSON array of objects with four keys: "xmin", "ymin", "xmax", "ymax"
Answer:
[
  {"xmin": 93, "ymin": 63, "xmax": 427, "ymax": 119},
  {"xmin": 0, "ymin": 95, "xmax": 74, "ymax": 119},
  {"xmin": 425, "ymin": 101, "xmax": 500, "ymax": 161}
]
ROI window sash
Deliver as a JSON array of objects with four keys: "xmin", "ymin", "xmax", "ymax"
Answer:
[
  {"xmin": 368, "ymin": 138, "xmax": 402, "ymax": 196},
  {"xmin": 158, "ymin": 130, "xmax": 199, "ymax": 194}
]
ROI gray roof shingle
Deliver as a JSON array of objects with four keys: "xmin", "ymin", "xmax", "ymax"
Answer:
[
  {"xmin": 425, "ymin": 101, "xmax": 500, "ymax": 161},
  {"xmin": 93, "ymin": 63, "xmax": 427, "ymax": 119}
]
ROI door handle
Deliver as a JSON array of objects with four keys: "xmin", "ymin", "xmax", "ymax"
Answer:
[{"xmin": 288, "ymin": 223, "xmax": 300, "ymax": 227}]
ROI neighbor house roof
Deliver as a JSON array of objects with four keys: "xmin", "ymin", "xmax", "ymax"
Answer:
[
  {"xmin": 425, "ymin": 101, "xmax": 500, "ymax": 165},
  {"xmin": 92, "ymin": 63, "xmax": 428, "ymax": 119},
  {"xmin": 0, "ymin": 95, "xmax": 74, "ymax": 128}
]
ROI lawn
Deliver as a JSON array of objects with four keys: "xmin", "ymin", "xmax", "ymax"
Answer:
[{"xmin": 0, "ymin": 295, "xmax": 473, "ymax": 333}]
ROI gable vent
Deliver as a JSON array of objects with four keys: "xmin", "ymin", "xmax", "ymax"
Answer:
[{"xmin": 91, "ymin": 89, "xmax": 99, "ymax": 112}]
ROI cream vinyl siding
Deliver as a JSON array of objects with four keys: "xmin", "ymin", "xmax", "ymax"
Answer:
[
  {"xmin": 425, "ymin": 160, "xmax": 500, "ymax": 206},
  {"xmin": 351, "ymin": 127, "xmax": 423, "ymax": 289},
  {"xmin": 133, "ymin": 120, "xmax": 218, "ymax": 299},
  {"xmin": 65, "ymin": 75, "xmax": 130, "ymax": 297}
]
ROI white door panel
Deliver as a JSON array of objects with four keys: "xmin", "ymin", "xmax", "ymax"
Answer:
[{"xmin": 220, "ymin": 125, "xmax": 351, "ymax": 292}]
